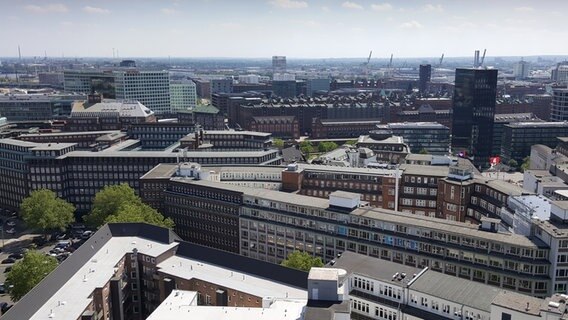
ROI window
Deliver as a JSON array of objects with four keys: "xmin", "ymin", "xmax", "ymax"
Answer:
[
  {"xmin": 501, "ymin": 313, "xmax": 512, "ymax": 320},
  {"xmin": 206, "ymin": 294, "xmax": 211, "ymax": 305}
]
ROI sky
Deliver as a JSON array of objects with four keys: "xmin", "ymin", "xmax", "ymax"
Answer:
[{"xmin": 0, "ymin": 0, "xmax": 566, "ymax": 59}]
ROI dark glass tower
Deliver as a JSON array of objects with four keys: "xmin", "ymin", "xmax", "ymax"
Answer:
[
  {"xmin": 451, "ymin": 68, "xmax": 498, "ymax": 167},
  {"xmin": 419, "ymin": 64, "xmax": 431, "ymax": 93}
]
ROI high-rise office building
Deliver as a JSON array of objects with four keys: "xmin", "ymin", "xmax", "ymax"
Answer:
[
  {"xmin": 551, "ymin": 88, "xmax": 568, "ymax": 121},
  {"xmin": 418, "ymin": 64, "xmax": 431, "ymax": 93},
  {"xmin": 170, "ymin": 79, "xmax": 197, "ymax": 112},
  {"xmin": 211, "ymin": 79, "xmax": 233, "ymax": 94},
  {"xmin": 272, "ymin": 56, "xmax": 286, "ymax": 73},
  {"xmin": 63, "ymin": 70, "xmax": 116, "ymax": 98},
  {"xmin": 514, "ymin": 60, "xmax": 530, "ymax": 80},
  {"xmin": 451, "ymin": 68, "xmax": 498, "ymax": 167},
  {"xmin": 552, "ymin": 61, "xmax": 568, "ymax": 83},
  {"xmin": 272, "ymin": 80, "xmax": 297, "ymax": 98},
  {"xmin": 306, "ymin": 78, "xmax": 331, "ymax": 96},
  {"xmin": 114, "ymin": 70, "xmax": 171, "ymax": 115}
]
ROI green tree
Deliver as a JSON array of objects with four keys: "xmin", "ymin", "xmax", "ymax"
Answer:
[
  {"xmin": 86, "ymin": 184, "xmax": 175, "ymax": 229},
  {"xmin": 318, "ymin": 141, "xmax": 338, "ymax": 153},
  {"xmin": 85, "ymin": 184, "xmax": 139, "ymax": 228},
  {"xmin": 419, "ymin": 148, "xmax": 429, "ymax": 155},
  {"xmin": 281, "ymin": 250, "xmax": 324, "ymax": 272},
  {"xmin": 105, "ymin": 203, "xmax": 175, "ymax": 229},
  {"xmin": 299, "ymin": 140, "xmax": 314, "ymax": 155},
  {"xmin": 272, "ymin": 138, "xmax": 285, "ymax": 148},
  {"xmin": 5, "ymin": 251, "xmax": 58, "ymax": 301},
  {"xmin": 20, "ymin": 189, "xmax": 75, "ymax": 235},
  {"xmin": 345, "ymin": 140, "xmax": 358, "ymax": 146},
  {"xmin": 508, "ymin": 159, "xmax": 519, "ymax": 168},
  {"xmin": 521, "ymin": 156, "xmax": 530, "ymax": 172}
]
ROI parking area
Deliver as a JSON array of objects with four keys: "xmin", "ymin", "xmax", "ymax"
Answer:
[{"xmin": 0, "ymin": 224, "xmax": 94, "ymax": 313}]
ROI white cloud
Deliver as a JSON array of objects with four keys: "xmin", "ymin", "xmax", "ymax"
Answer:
[
  {"xmin": 303, "ymin": 20, "xmax": 320, "ymax": 27},
  {"xmin": 342, "ymin": 2, "xmax": 363, "ymax": 10},
  {"xmin": 515, "ymin": 6, "xmax": 534, "ymax": 12},
  {"xmin": 322, "ymin": 6, "xmax": 330, "ymax": 12},
  {"xmin": 161, "ymin": 8, "xmax": 179, "ymax": 14},
  {"xmin": 218, "ymin": 22, "xmax": 242, "ymax": 29},
  {"xmin": 423, "ymin": 4, "xmax": 443, "ymax": 12},
  {"xmin": 269, "ymin": 0, "xmax": 308, "ymax": 9},
  {"xmin": 83, "ymin": 6, "xmax": 110, "ymax": 14},
  {"xmin": 371, "ymin": 3, "xmax": 392, "ymax": 11},
  {"xmin": 24, "ymin": 3, "xmax": 68, "ymax": 13},
  {"xmin": 399, "ymin": 20, "xmax": 423, "ymax": 29}
]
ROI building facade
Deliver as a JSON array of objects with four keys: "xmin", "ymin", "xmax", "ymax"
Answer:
[
  {"xmin": 141, "ymin": 173, "xmax": 553, "ymax": 297},
  {"xmin": 551, "ymin": 88, "xmax": 568, "ymax": 121},
  {"xmin": 375, "ymin": 122, "xmax": 450, "ymax": 155},
  {"xmin": 451, "ymin": 68, "xmax": 498, "ymax": 167},
  {"xmin": 501, "ymin": 122, "xmax": 568, "ymax": 163},
  {"xmin": 418, "ymin": 64, "xmax": 431, "ymax": 93},
  {"xmin": 170, "ymin": 79, "xmax": 197, "ymax": 112},
  {"xmin": 210, "ymin": 79, "xmax": 233, "ymax": 95},
  {"xmin": 114, "ymin": 70, "xmax": 171, "ymax": 115}
]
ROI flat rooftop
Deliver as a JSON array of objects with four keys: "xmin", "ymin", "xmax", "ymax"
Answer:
[
  {"xmin": 506, "ymin": 122, "xmax": 568, "ymax": 128},
  {"xmin": 29, "ymin": 236, "xmax": 178, "ymax": 320},
  {"xmin": 492, "ymin": 291, "xmax": 543, "ymax": 316},
  {"xmin": 352, "ymin": 206, "xmax": 542, "ymax": 248},
  {"xmin": 158, "ymin": 255, "xmax": 306, "ymax": 300},
  {"xmin": 204, "ymin": 130, "xmax": 271, "ymax": 137},
  {"xmin": 331, "ymin": 251, "xmax": 422, "ymax": 284},
  {"xmin": 410, "ymin": 270, "xmax": 503, "ymax": 312},
  {"xmin": 147, "ymin": 290, "xmax": 307, "ymax": 320},
  {"xmin": 175, "ymin": 178, "xmax": 331, "ymax": 210},
  {"xmin": 19, "ymin": 130, "xmax": 120, "ymax": 138}
]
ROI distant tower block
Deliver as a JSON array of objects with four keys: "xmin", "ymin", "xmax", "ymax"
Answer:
[
  {"xmin": 419, "ymin": 64, "xmax": 431, "ymax": 93},
  {"xmin": 272, "ymin": 56, "xmax": 286, "ymax": 73}
]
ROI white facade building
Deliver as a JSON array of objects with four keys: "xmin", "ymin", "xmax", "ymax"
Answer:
[
  {"xmin": 239, "ymin": 75, "xmax": 260, "ymax": 84},
  {"xmin": 514, "ymin": 61, "xmax": 530, "ymax": 80},
  {"xmin": 170, "ymin": 79, "xmax": 197, "ymax": 112},
  {"xmin": 114, "ymin": 70, "xmax": 171, "ymax": 114},
  {"xmin": 273, "ymin": 73, "xmax": 296, "ymax": 81}
]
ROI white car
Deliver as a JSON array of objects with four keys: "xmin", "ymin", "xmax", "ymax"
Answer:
[
  {"xmin": 5, "ymin": 229, "xmax": 15, "ymax": 235},
  {"xmin": 6, "ymin": 221, "xmax": 15, "ymax": 227}
]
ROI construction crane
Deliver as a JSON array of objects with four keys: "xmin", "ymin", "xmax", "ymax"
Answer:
[
  {"xmin": 389, "ymin": 53, "xmax": 393, "ymax": 69},
  {"xmin": 479, "ymin": 49, "xmax": 486, "ymax": 68},
  {"xmin": 439, "ymin": 53, "xmax": 444, "ymax": 67},
  {"xmin": 363, "ymin": 50, "xmax": 372, "ymax": 75}
]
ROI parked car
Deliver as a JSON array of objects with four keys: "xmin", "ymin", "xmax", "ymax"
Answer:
[
  {"xmin": 33, "ymin": 236, "xmax": 47, "ymax": 246},
  {"xmin": 1, "ymin": 258, "xmax": 15, "ymax": 264},
  {"xmin": 55, "ymin": 241, "xmax": 71, "ymax": 249},
  {"xmin": 81, "ymin": 231, "xmax": 94, "ymax": 239},
  {"xmin": 0, "ymin": 285, "xmax": 5, "ymax": 294},
  {"xmin": 6, "ymin": 221, "xmax": 16, "ymax": 227},
  {"xmin": 3, "ymin": 266, "xmax": 12, "ymax": 273},
  {"xmin": 8, "ymin": 253, "xmax": 23, "ymax": 260},
  {"xmin": 2, "ymin": 303, "xmax": 12, "ymax": 313},
  {"xmin": 5, "ymin": 228, "xmax": 15, "ymax": 235},
  {"xmin": 56, "ymin": 233, "xmax": 68, "ymax": 241}
]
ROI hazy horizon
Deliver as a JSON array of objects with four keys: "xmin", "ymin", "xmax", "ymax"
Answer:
[{"xmin": 1, "ymin": 0, "xmax": 565, "ymax": 59}]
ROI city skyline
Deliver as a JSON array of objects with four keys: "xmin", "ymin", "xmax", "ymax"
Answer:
[{"xmin": 0, "ymin": 0, "xmax": 566, "ymax": 59}]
